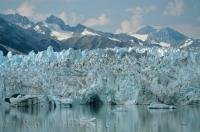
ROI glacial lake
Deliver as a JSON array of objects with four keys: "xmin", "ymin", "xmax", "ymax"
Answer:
[{"xmin": 0, "ymin": 104, "xmax": 200, "ymax": 132}]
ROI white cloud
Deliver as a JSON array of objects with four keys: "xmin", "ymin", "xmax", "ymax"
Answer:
[
  {"xmin": 4, "ymin": 1, "xmax": 48, "ymax": 21},
  {"xmin": 83, "ymin": 14, "xmax": 110, "ymax": 27},
  {"xmin": 16, "ymin": 1, "xmax": 34, "ymax": 17},
  {"xmin": 58, "ymin": 11, "xmax": 83, "ymax": 25},
  {"xmin": 116, "ymin": 15, "xmax": 143, "ymax": 33},
  {"xmin": 3, "ymin": 2, "xmax": 110, "ymax": 27},
  {"xmin": 163, "ymin": 0, "xmax": 184, "ymax": 16},
  {"xmin": 58, "ymin": 13, "xmax": 110, "ymax": 27},
  {"xmin": 116, "ymin": 5, "xmax": 156, "ymax": 34}
]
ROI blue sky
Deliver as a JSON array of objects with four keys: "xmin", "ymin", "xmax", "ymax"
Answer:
[{"xmin": 0, "ymin": 0, "xmax": 200, "ymax": 38}]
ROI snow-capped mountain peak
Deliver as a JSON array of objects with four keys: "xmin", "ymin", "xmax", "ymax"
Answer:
[
  {"xmin": 135, "ymin": 26, "xmax": 189, "ymax": 47},
  {"xmin": 45, "ymin": 15, "xmax": 66, "ymax": 29},
  {"xmin": 0, "ymin": 13, "xmax": 199, "ymax": 54}
]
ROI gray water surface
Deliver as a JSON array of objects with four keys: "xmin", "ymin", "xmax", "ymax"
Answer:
[{"xmin": 0, "ymin": 104, "xmax": 200, "ymax": 132}]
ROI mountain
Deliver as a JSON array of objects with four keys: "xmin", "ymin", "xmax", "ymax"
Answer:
[
  {"xmin": 0, "ymin": 14, "xmax": 142, "ymax": 55},
  {"xmin": 133, "ymin": 26, "xmax": 191, "ymax": 47},
  {"xmin": 0, "ymin": 13, "xmax": 34, "ymax": 29},
  {"xmin": 0, "ymin": 17, "xmax": 62, "ymax": 55},
  {"xmin": 0, "ymin": 13, "xmax": 199, "ymax": 55},
  {"xmin": 61, "ymin": 35, "xmax": 133, "ymax": 50},
  {"xmin": 45, "ymin": 15, "xmax": 87, "ymax": 33},
  {"xmin": 45, "ymin": 15, "xmax": 66, "ymax": 30},
  {"xmin": 149, "ymin": 27, "xmax": 188, "ymax": 46},
  {"xmin": 31, "ymin": 15, "xmax": 142, "ymax": 48}
]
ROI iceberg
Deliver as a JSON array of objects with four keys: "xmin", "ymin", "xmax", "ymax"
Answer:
[{"xmin": 0, "ymin": 46, "xmax": 200, "ymax": 105}]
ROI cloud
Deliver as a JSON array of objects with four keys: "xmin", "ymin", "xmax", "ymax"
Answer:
[
  {"xmin": 116, "ymin": 15, "xmax": 143, "ymax": 33},
  {"xmin": 16, "ymin": 1, "xmax": 34, "ymax": 17},
  {"xmin": 58, "ymin": 11, "xmax": 83, "ymax": 25},
  {"xmin": 163, "ymin": 0, "xmax": 184, "ymax": 16},
  {"xmin": 126, "ymin": 5, "xmax": 156, "ymax": 15},
  {"xmin": 83, "ymin": 14, "xmax": 110, "ymax": 27},
  {"xmin": 3, "ymin": 9, "xmax": 16, "ymax": 14},
  {"xmin": 4, "ymin": 1, "xmax": 48, "ymax": 21},
  {"xmin": 116, "ymin": 5, "xmax": 156, "ymax": 34},
  {"xmin": 3, "ymin": 2, "xmax": 110, "ymax": 27},
  {"xmin": 58, "ymin": 12, "xmax": 110, "ymax": 27}
]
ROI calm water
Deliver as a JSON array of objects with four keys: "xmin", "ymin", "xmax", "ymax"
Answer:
[{"xmin": 0, "ymin": 104, "xmax": 200, "ymax": 132}]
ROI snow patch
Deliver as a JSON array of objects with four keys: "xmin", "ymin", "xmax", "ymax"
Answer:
[
  {"xmin": 180, "ymin": 39, "xmax": 193, "ymax": 48},
  {"xmin": 131, "ymin": 34, "xmax": 148, "ymax": 41},
  {"xmin": 81, "ymin": 29, "xmax": 100, "ymax": 36},
  {"xmin": 34, "ymin": 25, "xmax": 45, "ymax": 34},
  {"xmin": 152, "ymin": 40, "xmax": 171, "ymax": 47},
  {"xmin": 108, "ymin": 37, "xmax": 121, "ymax": 42},
  {"xmin": 16, "ymin": 23, "xmax": 31, "ymax": 29},
  {"xmin": 51, "ymin": 30, "xmax": 73, "ymax": 41},
  {"xmin": 159, "ymin": 42, "xmax": 171, "ymax": 47}
]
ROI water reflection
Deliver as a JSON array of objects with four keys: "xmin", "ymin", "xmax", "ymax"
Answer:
[{"xmin": 0, "ymin": 104, "xmax": 200, "ymax": 132}]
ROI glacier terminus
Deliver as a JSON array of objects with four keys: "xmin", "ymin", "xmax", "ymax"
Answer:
[{"xmin": 0, "ymin": 46, "xmax": 200, "ymax": 107}]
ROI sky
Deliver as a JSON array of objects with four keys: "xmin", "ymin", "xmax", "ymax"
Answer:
[{"xmin": 0, "ymin": 0, "xmax": 200, "ymax": 38}]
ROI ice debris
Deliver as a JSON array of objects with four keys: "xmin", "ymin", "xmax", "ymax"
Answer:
[{"xmin": 148, "ymin": 102, "xmax": 176, "ymax": 109}]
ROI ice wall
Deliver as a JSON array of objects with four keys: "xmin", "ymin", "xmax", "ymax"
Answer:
[{"xmin": 0, "ymin": 46, "xmax": 200, "ymax": 105}]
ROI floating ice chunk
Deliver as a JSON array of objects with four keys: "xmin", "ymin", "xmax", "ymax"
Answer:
[
  {"xmin": 148, "ymin": 102, "xmax": 176, "ymax": 109},
  {"xmin": 5, "ymin": 94, "xmax": 40, "ymax": 107},
  {"xmin": 80, "ymin": 117, "xmax": 96, "ymax": 122}
]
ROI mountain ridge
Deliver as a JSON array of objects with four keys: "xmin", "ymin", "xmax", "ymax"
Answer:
[{"xmin": 0, "ymin": 13, "xmax": 199, "ymax": 55}]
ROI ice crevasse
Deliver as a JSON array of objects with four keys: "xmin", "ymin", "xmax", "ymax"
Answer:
[{"xmin": 0, "ymin": 46, "xmax": 200, "ymax": 105}]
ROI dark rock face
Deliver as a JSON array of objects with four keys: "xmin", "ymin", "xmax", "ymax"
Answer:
[{"xmin": 4, "ymin": 98, "xmax": 11, "ymax": 103}]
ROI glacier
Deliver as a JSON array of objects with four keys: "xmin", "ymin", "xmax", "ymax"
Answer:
[{"xmin": 0, "ymin": 46, "xmax": 200, "ymax": 106}]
